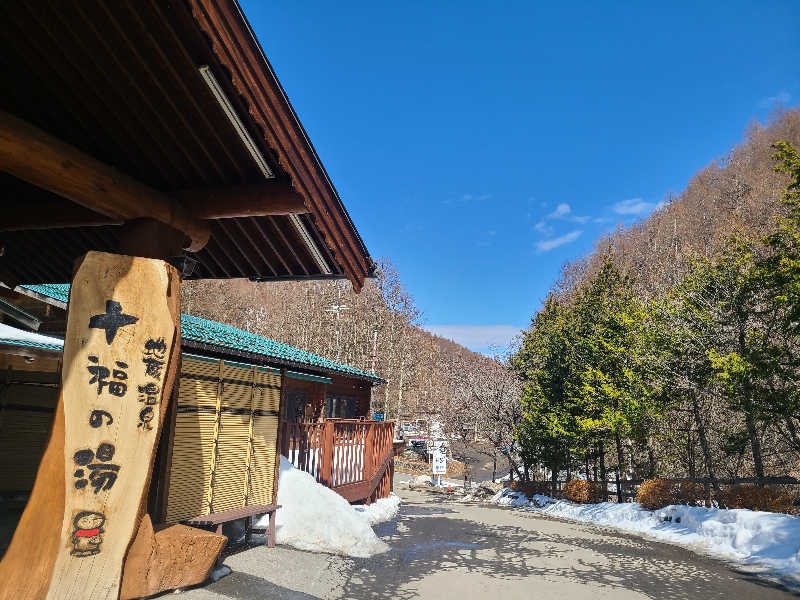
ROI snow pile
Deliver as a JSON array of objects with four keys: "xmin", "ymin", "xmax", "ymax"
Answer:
[
  {"xmin": 491, "ymin": 488, "xmax": 530, "ymax": 507},
  {"xmin": 256, "ymin": 457, "xmax": 391, "ymax": 558},
  {"xmin": 530, "ymin": 494, "xmax": 556, "ymax": 508},
  {"xmin": 408, "ymin": 474, "xmax": 433, "ymax": 487},
  {"xmin": 490, "ymin": 489, "xmax": 800, "ymax": 584},
  {"xmin": 542, "ymin": 501, "xmax": 800, "ymax": 582},
  {"xmin": 460, "ymin": 484, "xmax": 502, "ymax": 502},
  {"xmin": 0, "ymin": 323, "xmax": 63, "ymax": 346},
  {"xmin": 354, "ymin": 493, "xmax": 401, "ymax": 525}
]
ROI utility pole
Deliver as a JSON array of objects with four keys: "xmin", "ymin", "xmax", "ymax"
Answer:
[
  {"xmin": 325, "ymin": 285, "xmax": 349, "ymax": 362},
  {"xmin": 370, "ymin": 328, "xmax": 378, "ymax": 374}
]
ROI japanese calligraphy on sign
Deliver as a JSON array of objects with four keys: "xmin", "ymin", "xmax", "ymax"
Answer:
[
  {"xmin": 431, "ymin": 441, "xmax": 448, "ymax": 476},
  {"xmin": 45, "ymin": 251, "xmax": 180, "ymax": 600}
]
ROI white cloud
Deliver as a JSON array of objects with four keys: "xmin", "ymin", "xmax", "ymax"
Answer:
[
  {"xmin": 550, "ymin": 202, "xmax": 571, "ymax": 218},
  {"xmin": 535, "ymin": 201, "xmax": 590, "ymax": 235},
  {"xmin": 759, "ymin": 91, "xmax": 791, "ymax": 108},
  {"xmin": 612, "ymin": 198, "xmax": 657, "ymax": 215},
  {"xmin": 534, "ymin": 220, "xmax": 554, "ymax": 236},
  {"xmin": 536, "ymin": 229, "xmax": 583, "ymax": 252},
  {"xmin": 424, "ymin": 324, "xmax": 521, "ymax": 352}
]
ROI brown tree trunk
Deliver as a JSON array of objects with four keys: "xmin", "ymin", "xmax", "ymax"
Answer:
[
  {"xmin": 738, "ymin": 325, "xmax": 765, "ymax": 484},
  {"xmin": 744, "ymin": 407, "xmax": 765, "ymax": 484},
  {"xmin": 566, "ymin": 447, "xmax": 571, "ymax": 481},
  {"xmin": 614, "ymin": 433, "xmax": 625, "ymax": 482},
  {"xmin": 599, "ymin": 441, "xmax": 607, "ymax": 484},
  {"xmin": 691, "ymin": 391, "xmax": 722, "ymax": 498}
]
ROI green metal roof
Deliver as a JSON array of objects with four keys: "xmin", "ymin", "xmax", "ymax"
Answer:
[
  {"xmin": 21, "ymin": 283, "xmax": 70, "ymax": 306},
  {"xmin": 19, "ymin": 284, "xmax": 382, "ymax": 383},
  {"xmin": 0, "ymin": 337, "xmax": 63, "ymax": 352}
]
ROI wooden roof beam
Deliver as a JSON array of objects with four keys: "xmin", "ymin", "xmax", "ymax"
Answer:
[
  {"xmin": 0, "ymin": 181, "xmax": 309, "ymax": 232},
  {"xmin": 174, "ymin": 181, "xmax": 308, "ymax": 218},
  {"xmin": 0, "ymin": 110, "xmax": 210, "ymax": 251}
]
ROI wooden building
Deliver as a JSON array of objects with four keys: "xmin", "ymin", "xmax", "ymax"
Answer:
[
  {"xmin": 0, "ymin": 2, "xmax": 382, "ymax": 598},
  {"xmin": 0, "ymin": 283, "xmax": 389, "ymax": 533}
]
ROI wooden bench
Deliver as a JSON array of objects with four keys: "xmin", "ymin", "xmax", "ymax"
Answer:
[{"xmin": 184, "ymin": 504, "xmax": 280, "ymax": 548}]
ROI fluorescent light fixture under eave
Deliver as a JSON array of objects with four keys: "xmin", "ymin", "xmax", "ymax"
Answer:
[
  {"xmin": 199, "ymin": 65, "xmax": 332, "ymax": 275},
  {"xmin": 289, "ymin": 214, "xmax": 332, "ymax": 275},
  {"xmin": 199, "ymin": 65, "xmax": 274, "ymax": 179}
]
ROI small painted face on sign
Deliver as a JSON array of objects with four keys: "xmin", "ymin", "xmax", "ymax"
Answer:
[{"xmin": 70, "ymin": 511, "xmax": 106, "ymax": 557}]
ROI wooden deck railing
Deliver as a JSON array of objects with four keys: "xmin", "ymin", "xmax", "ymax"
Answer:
[{"xmin": 280, "ymin": 419, "xmax": 396, "ymax": 503}]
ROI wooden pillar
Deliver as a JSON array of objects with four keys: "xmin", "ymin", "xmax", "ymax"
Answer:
[
  {"xmin": 319, "ymin": 420, "xmax": 334, "ymax": 488},
  {"xmin": 0, "ymin": 250, "xmax": 181, "ymax": 600},
  {"xmin": 273, "ymin": 370, "xmax": 287, "ymax": 506},
  {"xmin": 150, "ymin": 359, "xmax": 181, "ymax": 523}
]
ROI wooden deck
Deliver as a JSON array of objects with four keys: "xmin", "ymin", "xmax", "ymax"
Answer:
[{"xmin": 280, "ymin": 420, "xmax": 395, "ymax": 503}]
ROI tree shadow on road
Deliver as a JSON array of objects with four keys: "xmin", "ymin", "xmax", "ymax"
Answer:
[{"xmin": 340, "ymin": 498, "xmax": 797, "ymax": 600}]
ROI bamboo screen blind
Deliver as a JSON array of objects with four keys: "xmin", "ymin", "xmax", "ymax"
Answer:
[{"xmin": 165, "ymin": 355, "xmax": 281, "ymax": 524}]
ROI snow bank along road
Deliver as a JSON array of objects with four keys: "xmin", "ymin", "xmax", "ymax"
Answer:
[{"xmin": 181, "ymin": 480, "xmax": 796, "ymax": 599}]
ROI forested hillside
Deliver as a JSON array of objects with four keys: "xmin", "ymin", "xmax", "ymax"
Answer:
[
  {"xmin": 514, "ymin": 109, "xmax": 800, "ymax": 488},
  {"xmin": 182, "ymin": 260, "xmax": 521, "ymax": 459},
  {"xmin": 184, "ymin": 110, "xmax": 800, "ymax": 489},
  {"xmin": 564, "ymin": 110, "xmax": 800, "ymax": 299}
]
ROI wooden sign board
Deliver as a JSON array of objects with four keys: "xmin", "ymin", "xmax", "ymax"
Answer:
[
  {"xmin": 431, "ymin": 441, "xmax": 447, "ymax": 476},
  {"xmin": 33, "ymin": 252, "xmax": 179, "ymax": 600},
  {"xmin": 0, "ymin": 252, "xmax": 179, "ymax": 600}
]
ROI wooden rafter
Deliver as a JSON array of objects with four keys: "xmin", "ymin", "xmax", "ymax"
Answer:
[
  {"xmin": 0, "ymin": 110, "xmax": 210, "ymax": 252},
  {"xmin": 0, "ymin": 181, "xmax": 308, "ymax": 233}
]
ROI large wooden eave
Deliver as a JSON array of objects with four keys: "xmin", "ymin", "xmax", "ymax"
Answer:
[
  {"xmin": 0, "ymin": 110, "xmax": 308, "ymax": 243},
  {"xmin": 0, "ymin": 0, "xmax": 374, "ymax": 289},
  {"xmin": 186, "ymin": 0, "xmax": 373, "ymax": 291}
]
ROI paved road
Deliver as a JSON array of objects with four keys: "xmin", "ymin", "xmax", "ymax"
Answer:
[
  {"xmin": 455, "ymin": 442, "xmax": 511, "ymax": 482},
  {"xmin": 179, "ymin": 479, "xmax": 797, "ymax": 600}
]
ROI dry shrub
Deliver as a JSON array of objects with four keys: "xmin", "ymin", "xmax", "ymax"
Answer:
[
  {"xmin": 446, "ymin": 460, "xmax": 466, "ymax": 478},
  {"xmin": 724, "ymin": 485, "xmax": 793, "ymax": 513},
  {"xmin": 637, "ymin": 479, "xmax": 709, "ymax": 510},
  {"xmin": 674, "ymin": 481, "xmax": 706, "ymax": 506},
  {"xmin": 510, "ymin": 480, "xmax": 553, "ymax": 497},
  {"xmin": 563, "ymin": 479, "xmax": 606, "ymax": 504},
  {"xmin": 636, "ymin": 479, "xmax": 674, "ymax": 510}
]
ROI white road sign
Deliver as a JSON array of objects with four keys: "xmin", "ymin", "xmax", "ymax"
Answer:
[{"xmin": 431, "ymin": 440, "xmax": 447, "ymax": 475}]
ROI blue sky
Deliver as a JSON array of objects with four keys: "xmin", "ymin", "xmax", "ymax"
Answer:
[{"xmin": 242, "ymin": 1, "xmax": 800, "ymax": 353}]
